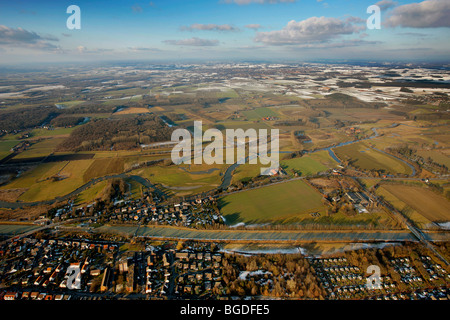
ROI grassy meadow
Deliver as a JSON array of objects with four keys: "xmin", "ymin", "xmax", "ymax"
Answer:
[{"xmin": 219, "ymin": 179, "xmax": 327, "ymax": 225}]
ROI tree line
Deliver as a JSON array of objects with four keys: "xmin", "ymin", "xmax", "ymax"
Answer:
[
  {"xmin": 0, "ymin": 106, "xmax": 59, "ymax": 132},
  {"xmin": 57, "ymin": 115, "xmax": 174, "ymax": 151},
  {"xmin": 221, "ymin": 253, "xmax": 326, "ymax": 299}
]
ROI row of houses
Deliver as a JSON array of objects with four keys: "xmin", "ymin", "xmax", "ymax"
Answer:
[
  {"xmin": 1, "ymin": 291, "xmax": 72, "ymax": 301},
  {"xmin": 51, "ymin": 194, "xmax": 224, "ymax": 229}
]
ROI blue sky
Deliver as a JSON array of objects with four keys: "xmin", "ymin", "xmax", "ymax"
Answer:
[{"xmin": 0, "ymin": 0, "xmax": 449, "ymax": 64}]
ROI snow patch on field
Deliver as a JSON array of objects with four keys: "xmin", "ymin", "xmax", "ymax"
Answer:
[
  {"xmin": 238, "ymin": 270, "xmax": 272, "ymax": 280},
  {"xmin": 229, "ymin": 222, "xmax": 246, "ymax": 228},
  {"xmin": 220, "ymin": 246, "xmax": 307, "ymax": 255},
  {"xmin": 437, "ymin": 222, "xmax": 450, "ymax": 230}
]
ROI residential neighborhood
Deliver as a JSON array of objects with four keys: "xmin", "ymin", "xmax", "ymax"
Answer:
[
  {"xmin": 1, "ymin": 230, "xmax": 449, "ymax": 300},
  {"xmin": 47, "ymin": 193, "xmax": 225, "ymax": 230}
]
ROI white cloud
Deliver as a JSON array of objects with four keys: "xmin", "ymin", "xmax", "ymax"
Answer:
[
  {"xmin": 386, "ymin": 0, "xmax": 450, "ymax": 28},
  {"xmin": 254, "ymin": 16, "xmax": 364, "ymax": 45},
  {"xmin": 0, "ymin": 25, "xmax": 57, "ymax": 44},
  {"xmin": 163, "ymin": 37, "xmax": 220, "ymax": 46},
  {"xmin": 375, "ymin": 0, "xmax": 397, "ymax": 11},
  {"xmin": 345, "ymin": 16, "xmax": 366, "ymax": 24},
  {"xmin": 77, "ymin": 46, "xmax": 87, "ymax": 54},
  {"xmin": 127, "ymin": 46, "xmax": 161, "ymax": 52},
  {"xmin": 0, "ymin": 25, "xmax": 59, "ymax": 51},
  {"xmin": 75, "ymin": 46, "xmax": 114, "ymax": 54},
  {"xmin": 245, "ymin": 24, "xmax": 262, "ymax": 30},
  {"xmin": 180, "ymin": 24, "xmax": 239, "ymax": 32}
]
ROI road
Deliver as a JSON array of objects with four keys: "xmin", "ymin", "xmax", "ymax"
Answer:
[
  {"xmin": 352, "ymin": 177, "xmax": 449, "ymax": 266},
  {"xmin": 0, "ymin": 217, "xmax": 91, "ymax": 246},
  {"xmin": 379, "ymin": 197, "xmax": 449, "ymax": 265}
]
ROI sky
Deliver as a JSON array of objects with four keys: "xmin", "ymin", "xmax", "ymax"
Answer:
[{"xmin": 0, "ymin": 0, "xmax": 449, "ymax": 64}]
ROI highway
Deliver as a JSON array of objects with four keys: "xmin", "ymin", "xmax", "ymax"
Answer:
[
  {"xmin": 0, "ymin": 217, "xmax": 91, "ymax": 246},
  {"xmin": 353, "ymin": 177, "xmax": 449, "ymax": 266}
]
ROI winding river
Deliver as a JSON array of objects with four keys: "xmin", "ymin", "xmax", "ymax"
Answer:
[
  {"xmin": 219, "ymin": 123, "xmax": 416, "ymax": 189},
  {"xmin": 0, "ymin": 123, "xmax": 417, "ymax": 208}
]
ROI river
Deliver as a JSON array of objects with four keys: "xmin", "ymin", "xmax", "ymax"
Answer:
[{"xmin": 218, "ymin": 123, "xmax": 415, "ymax": 189}]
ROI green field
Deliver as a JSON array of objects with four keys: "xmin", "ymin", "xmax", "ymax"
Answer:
[
  {"xmin": 30, "ymin": 127, "xmax": 75, "ymax": 137},
  {"xmin": 14, "ymin": 138, "xmax": 66, "ymax": 159},
  {"xmin": 1, "ymin": 162, "xmax": 67, "ymax": 189},
  {"xmin": 0, "ymin": 224, "xmax": 39, "ymax": 235},
  {"xmin": 416, "ymin": 149, "xmax": 450, "ymax": 168},
  {"xmin": 231, "ymin": 163, "xmax": 266, "ymax": 184},
  {"xmin": 0, "ymin": 140, "xmax": 19, "ymax": 160},
  {"xmin": 281, "ymin": 151, "xmax": 336, "ymax": 176},
  {"xmin": 334, "ymin": 142, "xmax": 413, "ymax": 175},
  {"xmin": 121, "ymin": 154, "xmax": 169, "ymax": 171},
  {"xmin": 376, "ymin": 186, "xmax": 432, "ymax": 228},
  {"xmin": 377, "ymin": 184, "xmax": 450, "ymax": 228},
  {"xmin": 83, "ymin": 158, "xmax": 125, "ymax": 183},
  {"xmin": 213, "ymin": 121, "xmax": 272, "ymax": 131},
  {"xmin": 242, "ymin": 107, "xmax": 280, "ymax": 120},
  {"xmin": 216, "ymin": 89, "xmax": 239, "ymax": 99},
  {"xmin": 55, "ymin": 100, "xmax": 85, "ymax": 108},
  {"xmin": 1, "ymin": 159, "xmax": 94, "ymax": 202},
  {"xmin": 75, "ymin": 180, "xmax": 109, "ymax": 205},
  {"xmin": 132, "ymin": 163, "xmax": 228, "ymax": 196},
  {"xmin": 231, "ymin": 152, "xmax": 335, "ymax": 184},
  {"xmin": 219, "ymin": 179, "xmax": 326, "ymax": 225}
]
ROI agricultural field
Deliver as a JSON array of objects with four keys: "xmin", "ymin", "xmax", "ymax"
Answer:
[
  {"xmin": 372, "ymin": 122, "xmax": 449, "ymax": 150},
  {"xmin": 219, "ymin": 179, "xmax": 327, "ymax": 225},
  {"xmin": 231, "ymin": 163, "xmax": 266, "ymax": 184},
  {"xmin": 0, "ymin": 159, "xmax": 94, "ymax": 202},
  {"xmin": 330, "ymin": 206, "xmax": 399, "ymax": 229},
  {"xmin": 131, "ymin": 163, "xmax": 228, "ymax": 196},
  {"xmin": 55, "ymin": 100, "xmax": 85, "ymax": 108},
  {"xmin": 300, "ymin": 128, "xmax": 354, "ymax": 151},
  {"xmin": 122, "ymin": 154, "xmax": 169, "ymax": 171},
  {"xmin": 83, "ymin": 158, "xmax": 125, "ymax": 183},
  {"xmin": 377, "ymin": 184, "xmax": 450, "ymax": 229},
  {"xmin": 13, "ymin": 137, "xmax": 66, "ymax": 159},
  {"xmin": 74, "ymin": 180, "xmax": 109, "ymax": 205},
  {"xmin": 114, "ymin": 107, "xmax": 151, "ymax": 115},
  {"xmin": 416, "ymin": 149, "xmax": 450, "ymax": 168},
  {"xmin": 126, "ymin": 179, "xmax": 145, "ymax": 200},
  {"xmin": 1, "ymin": 162, "xmax": 67, "ymax": 189},
  {"xmin": 92, "ymin": 150, "xmax": 146, "ymax": 159},
  {"xmin": 29, "ymin": 127, "xmax": 76, "ymax": 137},
  {"xmin": 215, "ymin": 88, "xmax": 240, "ymax": 99},
  {"xmin": 0, "ymin": 223, "xmax": 39, "ymax": 235},
  {"xmin": 212, "ymin": 120, "xmax": 273, "ymax": 131},
  {"xmin": 319, "ymin": 107, "xmax": 400, "ymax": 123},
  {"xmin": 334, "ymin": 141, "xmax": 413, "ymax": 175},
  {"xmin": 359, "ymin": 178, "xmax": 382, "ymax": 189},
  {"xmin": 281, "ymin": 151, "xmax": 338, "ymax": 176},
  {"xmin": 242, "ymin": 107, "xmax": 280, "ymax": 120},
  {"xmin": 0, "ymin": 140, "xmax": 19, "ymax": 160},
  {"xmin": 0, "ymin": 63, "xmax": 448, "ymax": 240}
]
